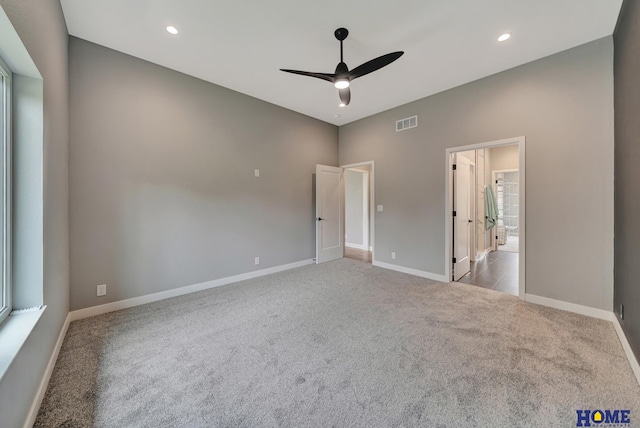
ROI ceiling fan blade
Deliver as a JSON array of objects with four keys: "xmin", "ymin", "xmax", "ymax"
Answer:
[
  {"xmin": 339, "ymin": 87, "xmax": 351, "ymax": 106},
  {"xmin": 348, "ymin": 51, "xmax": 404, "ymax": 80},
  {"xmin": 279, "ymin": 69, "xmax": 335, "ymax": 83}
]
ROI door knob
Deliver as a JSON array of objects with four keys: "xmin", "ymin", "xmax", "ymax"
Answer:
[
  {"xmin": 468, "ymin": 219, "xmax": 473, "ymax": 223},
  {"xmin": 317, "ymin": 217, "xmax": 324, "ymax": 221}
]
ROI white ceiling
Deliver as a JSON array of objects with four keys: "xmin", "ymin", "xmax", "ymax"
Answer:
[{"xmin": 60, "ymin": 0, "xmax": 622, "ymax": 126}]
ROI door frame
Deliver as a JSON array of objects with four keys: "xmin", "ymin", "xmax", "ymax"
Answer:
[
  {"xmin": 340, "ymin": 161, "xmax": 375, "ymax": 262},
  {"xmin": 444, "ymin": 136, "xmax": 526, "ymax": 300},
  {"xmin": 344, "ymin": 168, "xmax": 370, "ymax": 251},
  {"xmin": 361, "ymin": 170, "xmax": 369, "ymax": 251}
]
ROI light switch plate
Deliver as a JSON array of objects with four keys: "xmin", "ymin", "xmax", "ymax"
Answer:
[
  {"xmin": 377, "ymin": 205, "xmax": 383, "ymax": 212},
  {"xmin": 254, "ymin": 169, "xmax": 260, "ymax": 177},
  {"xmin": 97, "ymin": 284, "xmax": 107, "ymax": 297}
]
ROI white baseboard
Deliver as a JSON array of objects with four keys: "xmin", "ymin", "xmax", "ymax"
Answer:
[
  {"xmin": 69, "ymin": 259, "xmax": 315, "ymax": 322},
  {"xmin": 612, "ymin": 316, "xmax": 640, "ymax": 386},
  {"xmin": 372, "ymin": 260, "xmax": 448, "ymax": 283},
  {"xmin": 345, "ymin": 242, "xmax": 368, "ymax": 250},
  {"xmin": 524, "ymin": 294, "xmax": 613, "ymax": 321},
  {"xmin": 23, "ymin": 313, "xmax": 70, "ymax": 428}
]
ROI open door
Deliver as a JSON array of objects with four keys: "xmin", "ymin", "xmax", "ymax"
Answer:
[
  {"xmin": 452, "ymin": 155, "xmax": 471, "ymax": 280},
  {"xmin": 316, "ymin": 164, "xmax": 344, "ymax": 264}
]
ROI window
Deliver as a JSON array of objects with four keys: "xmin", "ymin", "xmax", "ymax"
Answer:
[{"xmin": 0, "ymin": 55, "xmax": 11, "ymax": 325}]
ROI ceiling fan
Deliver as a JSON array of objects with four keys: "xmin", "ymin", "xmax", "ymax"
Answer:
[{"xmin": 280, "ymin": 28, "xmax": 404, "ymax": 107}]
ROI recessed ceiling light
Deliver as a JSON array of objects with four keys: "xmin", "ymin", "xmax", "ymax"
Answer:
[
  {"xmin": 166, "ymin": 26, "xmax": 179, "ymax": 35},
  {"xmin": 339, "ymin": 103, "xmax": 346, "ymax": 108},
  {"xmin": 498, "ymin": 33, "xmax": 511, "ymax": 42}
]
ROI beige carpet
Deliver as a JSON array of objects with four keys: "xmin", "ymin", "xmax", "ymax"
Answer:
[{"xmin": 35, "ymin": 258, "xmax": 639, "ymax": 427}]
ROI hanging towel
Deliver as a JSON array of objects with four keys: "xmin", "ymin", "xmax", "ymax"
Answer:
[{"xmin": 485, "ymin": 186, "xmax": 498, "ymax": 230}]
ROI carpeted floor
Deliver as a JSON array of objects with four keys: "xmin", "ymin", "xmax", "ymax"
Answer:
[{"xmin": 35, "ymin": 258, "xmax": 640, "ymax": 427}]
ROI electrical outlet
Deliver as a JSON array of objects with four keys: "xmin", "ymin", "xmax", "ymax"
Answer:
[
  {"xmin": 377, "ymin": 205, "xmax": 384, "ymax": 212},
  {"xmin": 254, "ymin": 169, "xmax": 260, "ymax": 177},
  {"xmin": 391, "ymin": 251, "xmax": 396, "ymax": 260},
  {"xmin": 96, "ymin": 284, "xmax": 107, "ymax": 297},
  {"xmin": 255, "ymin": 256, "xmax": 260, "ymax": 265}
]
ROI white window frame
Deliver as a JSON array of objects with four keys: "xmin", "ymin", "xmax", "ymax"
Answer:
[{"xmin": 0, "ymin": 55, "xmax": 11, "ymax": 326}]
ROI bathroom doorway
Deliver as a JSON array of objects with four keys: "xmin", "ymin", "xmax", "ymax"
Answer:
[{"xmin": 445, "ymin": 137, "xmax": 525, "ymax": 298}]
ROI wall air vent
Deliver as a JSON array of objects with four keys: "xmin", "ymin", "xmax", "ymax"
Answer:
[{"xmin": 396, "ymin": 115, "xmax": 418, "ymax": 132}]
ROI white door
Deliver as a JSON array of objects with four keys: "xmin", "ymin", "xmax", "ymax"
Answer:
[
  {"xmin": 316, "ymin": 164, "xmax": 344, "ymax": 264},
  {"xmin": 453, "ymin": 155, "xmax": 471, "ymax": 281}
]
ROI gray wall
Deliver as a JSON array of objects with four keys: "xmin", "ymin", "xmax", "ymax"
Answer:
[
  {"xmin": 614, "ymin": 0, "xmax": 640, "ymax": 361},
  {"xmin": 340, "ymin": 38, "xmax": 614, "ymax": 311},
  {"xmin": 69, "ymin": 37, "xmax": 338, "ymax": 310},
  {"xmin": 345, "ymin": 169, "xmax": 365, "ymax": 246},
  {"xmin": 0, "ymin": 1, "xmax": 69, "ymax": 427}
]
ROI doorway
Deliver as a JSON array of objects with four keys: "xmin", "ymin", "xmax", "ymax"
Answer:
[
  {"xmin": 445, "ymin": 137, "xmax": 525, "ymax": 299},
  {"xmin": 342, "ymin": 162, "xmax": 374, "ymax": 264},
  {"xmin": 315, "ymin": 161, "xmax": 375, "ymax": 265},
  {"xmin": 344, "ymin": 167, "xmax": 371, "ymax": 263}
]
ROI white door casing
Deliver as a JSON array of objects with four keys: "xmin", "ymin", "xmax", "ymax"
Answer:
[
  {"xmin": 316, "ymin": 164, "xmax": 344, "ymax": 264},
  {"xmin": 453, "ymin": 155, "xmax": 471, "ymax": 281},
  {"xmin": 341, "ymin": 161, "xmax": 375, "ymax": 261},
  {"xmin": 444, "ymin": 136, "xmax": 525, "ymax": 300},
  {"xmin": 362, "ymin": 170, "xmax": 369, "ymax": 251}
]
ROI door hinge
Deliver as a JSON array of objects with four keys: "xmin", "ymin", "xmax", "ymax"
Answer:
[
  {"xmin": 452, "ymin": 210, "xmax": 457, "ymax": 217},
  {"xmin": 452, "ymin": 257, "xmax": 457, "ymax": 263},
  {"xmin": 452, "ymin": 164, "xmax": 457, "ymax": 170}
]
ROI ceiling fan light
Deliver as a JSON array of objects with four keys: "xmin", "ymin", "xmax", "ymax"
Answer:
[
  {"xmin": 334, "ymin": 79, "xmax": 350, "ymax": 89},
  {"xmin": 339, "ymin": 102, "xmax": 346, "ymax": 108}
]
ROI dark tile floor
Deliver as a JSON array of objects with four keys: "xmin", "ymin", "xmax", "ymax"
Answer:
[
  {"xmin": 345, "ymin": 247, "xmax": 372, "ymax": 263},
  {"xmin": 457, "ymin": 251, "xmax": 518, "ymax": 296}
]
